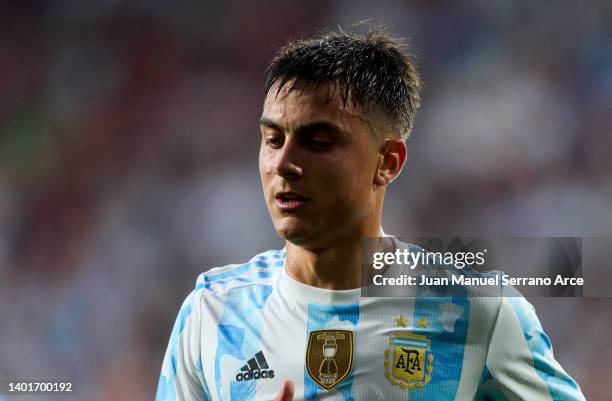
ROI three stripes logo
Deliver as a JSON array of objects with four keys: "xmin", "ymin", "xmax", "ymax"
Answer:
[{"xmin": 235, "ymin": 351, "xmax": 275, "ymax": 381}]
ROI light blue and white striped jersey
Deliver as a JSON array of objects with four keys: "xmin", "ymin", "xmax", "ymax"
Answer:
[{"xmin": 156, "ymin": 246, "xmax": 585, "ymax": 401}]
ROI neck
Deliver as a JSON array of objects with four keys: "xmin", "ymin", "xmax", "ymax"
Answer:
[{"xmin": 284, "ymin": 225, "xmax": 383, "ymax": 290}]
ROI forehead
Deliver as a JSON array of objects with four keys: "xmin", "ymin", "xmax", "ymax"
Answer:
[{"xmin": 262, "ymin": 82, "xmax": 371, "ymax": 131}]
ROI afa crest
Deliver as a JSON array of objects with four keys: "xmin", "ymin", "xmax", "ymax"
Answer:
[{"xmin": 384, "ymin": 318, "xmax": 433, "ymax": 391}]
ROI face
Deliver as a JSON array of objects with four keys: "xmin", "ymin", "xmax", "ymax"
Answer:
[{"xmin": 259, "ymin": 83, "xmax": 384, "ymax": 249}]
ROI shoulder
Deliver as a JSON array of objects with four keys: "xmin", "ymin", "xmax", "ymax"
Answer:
[
  {"xmin": 171, "ymin": 249, "xmax": 286, "ymax": 333},
  {"xmin": 168, "ymin": 248, "xmax": 286, "ymax": 321},
  {"xmin": 194, "ymin": 248, "xmax": 286, "ymax": 295},
  {"xmin": 496, "ymin": 285, "xmax": 543, "ymax": 335}
]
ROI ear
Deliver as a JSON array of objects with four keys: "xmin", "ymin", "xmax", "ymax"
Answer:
[{"xmin": 374, "ymin": 138, "xmax": 407, "ymax": 187}]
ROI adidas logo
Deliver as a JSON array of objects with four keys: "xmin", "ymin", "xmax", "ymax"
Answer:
[{"xmin": 235, "ymin": 351, "xmax": 275, "ymax": 381}]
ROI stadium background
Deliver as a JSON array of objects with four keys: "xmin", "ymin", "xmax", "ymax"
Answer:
[{"xmin": 1, "ymin": 1, "xmax": 611, "ymax": 400}]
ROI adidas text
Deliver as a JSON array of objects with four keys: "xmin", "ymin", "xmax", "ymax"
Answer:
[{"xmin": 236, "ymin": 370, "xmax": 275, "ymax": 381}]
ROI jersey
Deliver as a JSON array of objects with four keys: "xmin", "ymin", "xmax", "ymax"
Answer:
[{"xmin": 155, "ymin": 245, "xmax": 586, "ymax": 401}]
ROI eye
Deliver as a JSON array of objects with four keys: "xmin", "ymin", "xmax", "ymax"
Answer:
[
  {"xmin": 264, "ymin": 133, "xmax": 284, "ymax": 148},
  {"xmin": 306, "ymin": 137, "xmax": 334, "ymax": 151},
  {"xmin": 311, "ymin": 140, "xmax": 333, "ymax": 149}
]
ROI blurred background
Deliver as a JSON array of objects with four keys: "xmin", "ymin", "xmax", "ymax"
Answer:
[{"xmin": 1, "ymin": 0, "xmax": 611, "ymax": 400}]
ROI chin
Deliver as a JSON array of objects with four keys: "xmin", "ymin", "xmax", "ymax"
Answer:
[
  {"xmin": 274, "ymin": 218, "xmax": 317, "ymax": 244},
  {"xmin": 276, "ymin": 225, "xmax": 310, "ymax": 242}
]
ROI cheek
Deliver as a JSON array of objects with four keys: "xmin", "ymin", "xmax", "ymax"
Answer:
[
  {"xmin": 259, "ymin": 162, "xmax": 274, "ymax": 200},
  {"xmin": 259, "ymin": 149, "xmax": 272, "ymax": 180},
  {"xmin": 320, "ymin": 159, "xmax": 373, "ymax": 200}
]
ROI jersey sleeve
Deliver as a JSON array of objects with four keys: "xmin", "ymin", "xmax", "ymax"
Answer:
[
  {"xmin": 476, "ymin": 291, "xmax": 586, "ymax": 401},
  {"xmin": 156, "ymin": 289, "xmax": 212, "ymax": 401}
]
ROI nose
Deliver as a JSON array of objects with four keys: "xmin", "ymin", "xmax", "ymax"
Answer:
[{"xmin": 272, "ymin": 139, "xmax": 303, "ymax": 179}]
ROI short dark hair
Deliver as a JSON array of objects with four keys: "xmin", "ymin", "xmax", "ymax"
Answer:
[{"xmin": 264, "ymin": 26, "xmax": 423, "ymax": 139}]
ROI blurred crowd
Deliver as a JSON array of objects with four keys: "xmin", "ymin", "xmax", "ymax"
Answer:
[{"xmin": 1, "ymin": 1, "xmax": 611, "ymax": 400}]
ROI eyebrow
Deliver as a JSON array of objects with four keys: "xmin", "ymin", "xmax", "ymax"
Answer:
[{"xmin": 259, "ymin": 117, "xmax": 343, "ymax": 136}]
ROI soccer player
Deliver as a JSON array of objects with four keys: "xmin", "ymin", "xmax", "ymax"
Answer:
[{"xmin": 155, "ymin": 27, "xmax": 586, "ymax": 401}]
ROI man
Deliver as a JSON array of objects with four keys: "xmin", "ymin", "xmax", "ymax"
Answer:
[{"xmin": 156, "ymin": 27, "xmax": 586, "ymax": 401}]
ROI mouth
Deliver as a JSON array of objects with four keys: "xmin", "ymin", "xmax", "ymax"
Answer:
[{"xmin": 274, "ymin": 191, "xmax": 309, "ymax": 211}]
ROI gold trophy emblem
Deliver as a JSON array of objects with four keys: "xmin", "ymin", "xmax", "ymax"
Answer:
[
  {"xmin": 306, "ymin": 330, "xmax": 354, "ymax": 389},
  {"xmin": 318, "ymin": 333, "xmax": 343, "ymax": 385}
]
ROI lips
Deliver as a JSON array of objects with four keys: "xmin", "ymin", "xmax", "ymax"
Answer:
[{"xmin": 274, "ymin": 191, "xmax": 309, "ymax": 211}]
